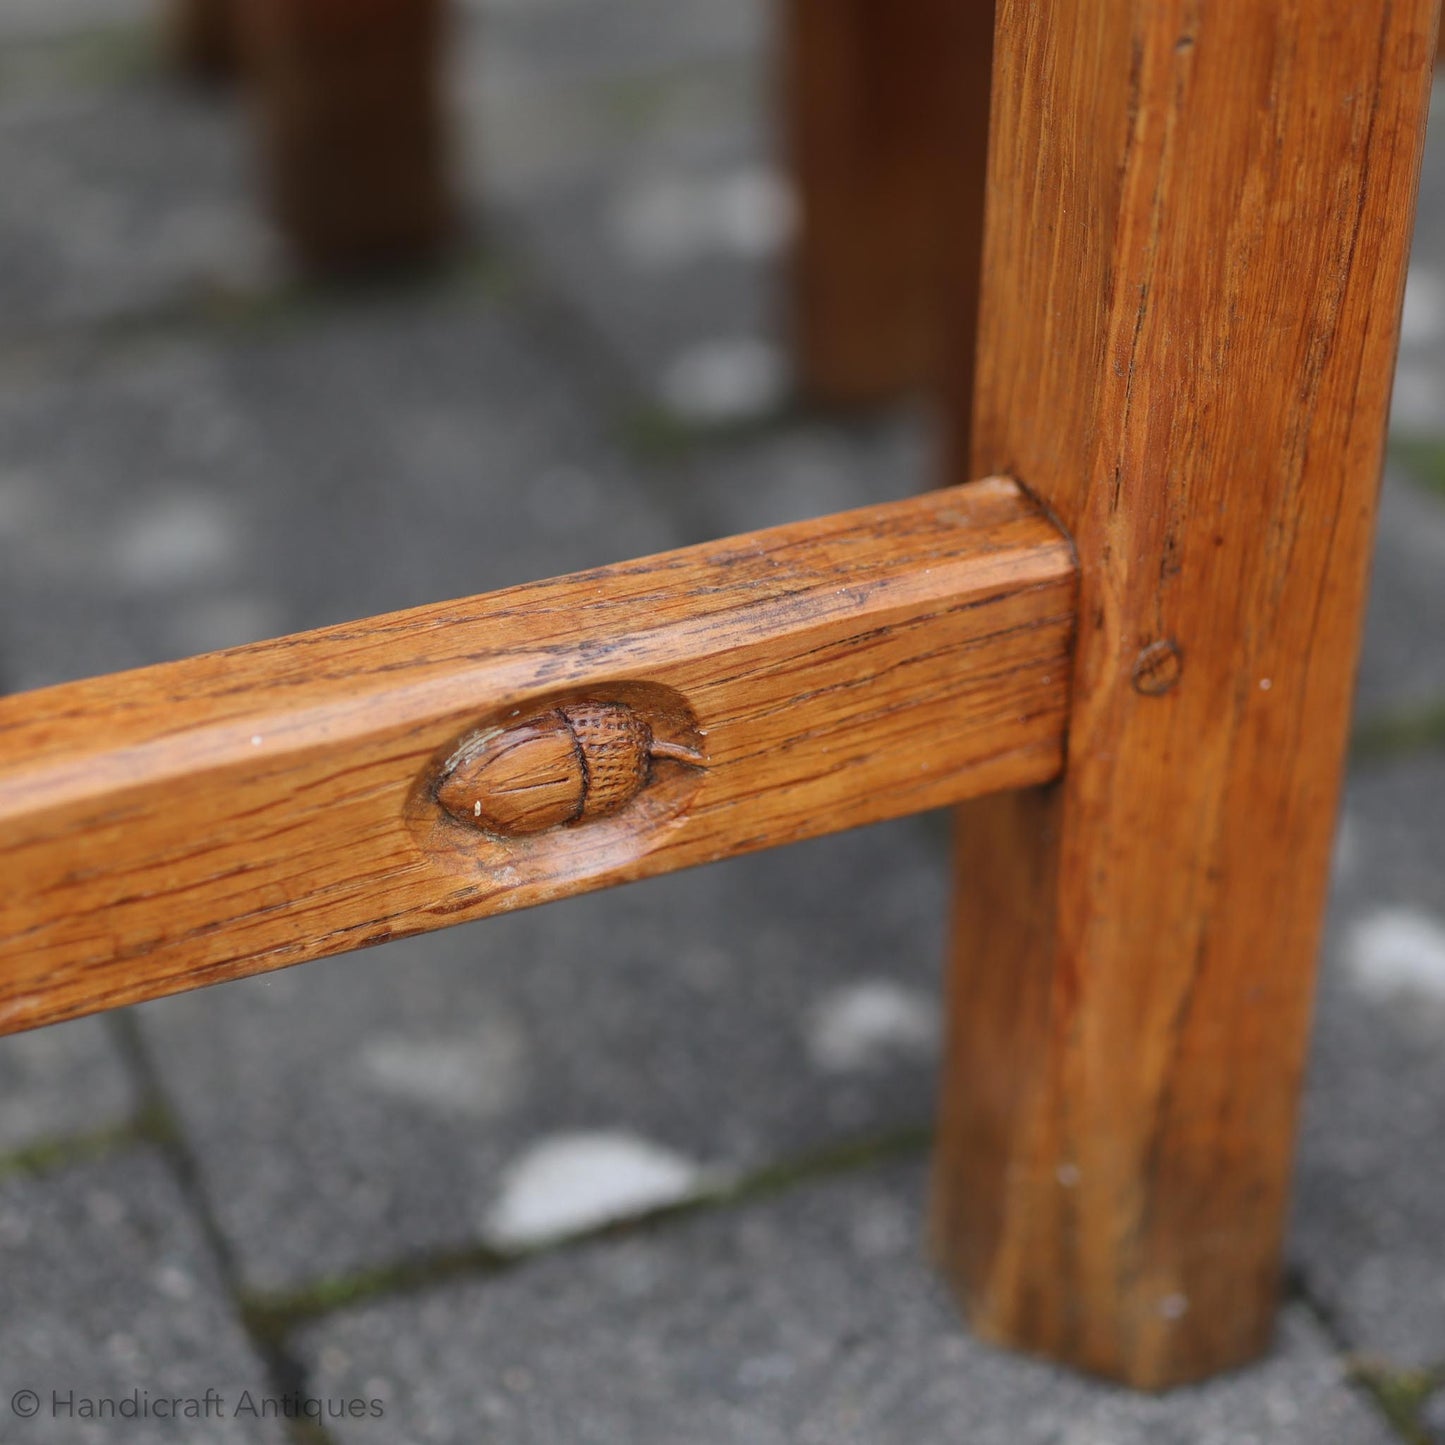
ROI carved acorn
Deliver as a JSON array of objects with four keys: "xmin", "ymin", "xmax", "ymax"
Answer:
[{"xmin": 436, "ymin": 701, "xmax": 701, "ymax": 837}]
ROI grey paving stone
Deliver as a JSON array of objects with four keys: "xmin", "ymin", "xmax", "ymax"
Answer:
[
  {"xmin": 456, "ymin": 0, "xmax": 767, "ymax": 231},
  {"xmin": 1355, "ymin": 467, "xmax": 1445, "ymax": 720},
  {"xmin": 0, "ymin": 290, "xmax": 676, "ymax": 692},
  {"xmin": 677, "ymin": 408, "xmax": 934, "ymax": 543},
  {"xmin": 1293, "ymin": 753, "xmax": 1445, "ymax": 1367},
  {"xmin": 1372, "ymin": 78, "xmax": 1445, "ymax": 715},
  {"xmin": 0, "ymin": 0, "xmax": 767, "ymax": 338},
  {"xmin": 0, "ymin": 81, "xmax": 276, "ymax": 336},
  {"xmin": 1406, "ymin": 79, "xmax": 1445, "ymax": 346},
  {"xmin": 0, "ymin": 1147, "xmax": 287, "ymax": 1444},
  {"xmin": 464, "ymin": 0, "xmax": 764, "ymax": 90},
  {"xmin": 292, "ymin": 1160, "xmax": 1393, "ymax": 1445},
  {"xmin": 0, "ymin": 0, "xmax": 147, "ymax": 46},
  {"xmin": 495, "ymin": 120, "xmax": 789, "ymax": 415},
  {"xmin": 465, "ymin": 49, "xmax": 767, "ymax": 209},
  {"xmin": 1423, "ymin": 1383, "xmax": 1445, "ymax": 1444},
  {"xmin": 133, "ymin": 816, "xmax": 947, "ymax": 1293},
  {"xmin": 200, "ymin": 290, "xmax": 679, "ymax": 622},
  {"xmin": 0, "ymin": 1017, "xmax": 139, "ymax": 1156},
  {"xmin": 1390, "ymin": 254, "xmax": 1445, "ymax": 437}
]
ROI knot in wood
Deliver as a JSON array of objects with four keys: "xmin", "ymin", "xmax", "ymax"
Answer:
[
  {"xmin": 436, "ymin": 701, "xmax": 701, "ymax": 837},
  {"xmin": 1132, "ymin": 639, "xmax": 1183, "ymax": 697}
]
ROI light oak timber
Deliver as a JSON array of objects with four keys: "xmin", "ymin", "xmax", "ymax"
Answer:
[
  {"xmin": 930, "ymin": 0, "xmax": 1437, "ymax": 1389},
  {"xmin": 0, "ymin": 479, "xmax": 1074, "ymax": 1036}
]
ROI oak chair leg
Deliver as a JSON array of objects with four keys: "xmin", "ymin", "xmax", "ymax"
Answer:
[
  {"xmin": 930, "ymin": 0, "xmax": 1437, "ymax": 1389},
  {"xmin": 165, "ymin": 0, "xmax": 240, "ymax": 80},
  {"xmin": 782, "ymin": 0, "xmax": 993, "ymax": 406},
  {"xmin": 242, "ymin": 0, "xmax": 454, "ymax": 274}
]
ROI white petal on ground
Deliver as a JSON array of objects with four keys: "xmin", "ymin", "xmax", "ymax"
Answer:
[
  {"xmin": 711, "ymin": 167, "xmax": 797, "ymax": 259},
  {"xmin": 357, "ymin": 1019, "xmax": 526, "ymax": 1119},
  {"xmin": 112, "ymin": 493, "xmax": 241, "ymax": 589},
  {"xmin": 483, "ymin": 1132, "xmax": 704, "ymax": 1250},
  {"xmin": 660, "ymin": 337, "xmax": 786, "ymax": 423},
  {"xmin": 1345, "ymin": 906, "xmax": 1445, "ymax": 1002},
  {"xmin": 806, "ymin": 980, "xmax": 939, "ymax": 1074}
]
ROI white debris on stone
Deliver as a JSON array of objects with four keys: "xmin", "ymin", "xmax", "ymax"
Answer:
[
  {"xmin": 1400, "ymin": 265, "xmax": 1445, "ymax": 347},
  {"xmin": 713, "ymin": 168, "xmax": 798, "ymax": 258},
  {"xmin": 152, "ymin": 1263, "xmax": 196, "ymax": 1302},
  {"xmin": 1345, "ymin": 906, "xmax": 1445, "ymax": 1003},
  {"xmin": 357, "ymin": 1019, "xmax": 526, "ymax": 1119},
  {"xmin": 806, "ymin": 980, "xmax": 939, "ymax": 1075},
  {"xmin": 610, "ymin": 165, "xmax": 795, "ymax": 266},
  {"xmin": 660, "ymin": 337, "xmax": 787, "ymax": 423},
  {"xmin": 483, "ymin": 1132, "xmax": 704, "ymax": 1250},
  {"xmin": 112, "ymin": 494, "xmax": 240, "ymax": 589}
]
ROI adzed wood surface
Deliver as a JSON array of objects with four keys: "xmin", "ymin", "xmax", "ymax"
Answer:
[
  {"xmin": 0, "ymin": 479, "xmax": 1074, "ymax": 1036},
  {"xmin": 931, "ymin": 0, "xmax": 1437, "ymax": 1389}
]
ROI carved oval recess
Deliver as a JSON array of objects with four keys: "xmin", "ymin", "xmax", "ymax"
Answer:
[{"xmin": 431, "ymin": 687, "xmax": 705, "ymax": 841}]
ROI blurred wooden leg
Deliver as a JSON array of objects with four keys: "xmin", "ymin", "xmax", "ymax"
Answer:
[
  {"xmin": 166, "ymin": 0, "xmax": 240, "ymax": 80},
  {"xmin": 930, "ymin": 0, "xmax": 1435, "ymax": 1388},
  {"xmin": 783, "ymin": 0, "xmax": 993, "ymax": 406},
  {"xmin": 244, "ymin": 0, "xmax": 454, "ymax": 274}
]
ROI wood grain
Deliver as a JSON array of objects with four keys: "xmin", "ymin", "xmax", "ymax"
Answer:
[
  {"xmin": 931, "ymin": 0, "xmax": 1437, "ymax": 1388},
  {"xmin": 0, "ymin": 479, "xmax": 1074, "ymax": 1036},
  {"xmin": 783, "ymin": 0, "xmax": 994, "ymax": 404}
]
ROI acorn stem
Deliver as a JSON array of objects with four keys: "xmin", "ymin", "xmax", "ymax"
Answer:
[{"xmin": 649, "ymin": 739, "xmax": 706, "ymax": 766}]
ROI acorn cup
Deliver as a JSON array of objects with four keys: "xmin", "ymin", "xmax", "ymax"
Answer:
[{"xmin": 437, "ymin": 702, "xmax": 703, "ymax": 838}]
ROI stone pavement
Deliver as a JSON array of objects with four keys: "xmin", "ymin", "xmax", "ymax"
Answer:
[{"xmin": 0, "ymin": 4, "xmax": 1443, "ymax": 1442}]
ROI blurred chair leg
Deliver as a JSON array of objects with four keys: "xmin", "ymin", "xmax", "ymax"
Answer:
[
  {"xmin": 165, "ymin": 0, "xmax": 241, "ymax": 81},
  {"xmin": 929, "ymin": 0, "xmax": 1434, "ymax": 1390},
  {"xmin": 782, "ymin": 0, "xmax": 994, "ymax": 406},
  {"xmin": 244, "ymin": 0, "xmax": 454, "ymax": 274}
]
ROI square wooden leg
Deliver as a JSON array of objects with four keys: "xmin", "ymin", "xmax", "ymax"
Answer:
[
  {"xmin": 782, "ymin": 0, "xmax": 993, "ymax": 406},
  {"xmin": 165, "ymin": 0, "xmax": 240, "ymax": 80},
  {"xmin": 930, "ymin": 0, "xmax": 1437, "ymax": 1388},
  {"xmin": 242, "ymin": 0, "xmax": 454, "ymax": 274}
]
